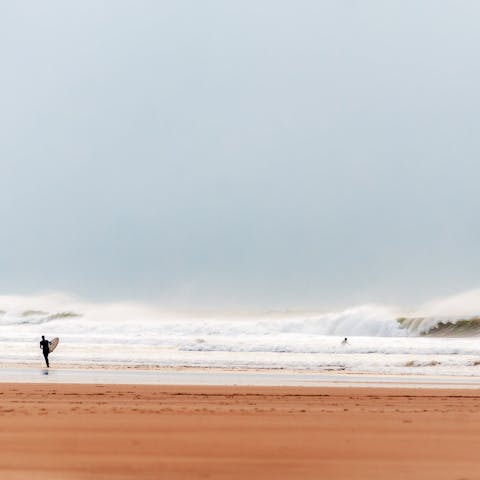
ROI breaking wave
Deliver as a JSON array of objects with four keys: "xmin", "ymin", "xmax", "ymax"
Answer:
[
  {"xmin": 398, "ymin": 316, "xmax": 480, "ymax": 336},
  {"xmin": 0, "ymin": 310, "xmax": 81, "ymax": 326},
  {"xmin": 1, "ymin": 298, "xmax": 480, "ymax": 339}
]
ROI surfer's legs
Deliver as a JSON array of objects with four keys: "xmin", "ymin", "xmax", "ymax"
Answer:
[{"xmin": 43, "ymin": 352, "xmax": 49, "ymax": 368}]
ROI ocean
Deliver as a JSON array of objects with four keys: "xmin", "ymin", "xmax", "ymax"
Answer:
[{"xmin": 1, "ymin": 300, "xmax": 480, "ymax": 376}]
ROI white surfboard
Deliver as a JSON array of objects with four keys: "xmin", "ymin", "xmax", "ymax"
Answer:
[{"xmin": 49, "ymin": 337, "xmax": 59, "ymax": 353}]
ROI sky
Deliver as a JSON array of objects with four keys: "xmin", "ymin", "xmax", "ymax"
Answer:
[{"xmin": 0, "ymin": 1, "xmax": 479, "ymax": 310}]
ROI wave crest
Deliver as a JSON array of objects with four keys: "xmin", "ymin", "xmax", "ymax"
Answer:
[
  {"xmin": 398, "ymin": 316, "xmax": 480, "ymax": 336},
  {"xmin": 0, "ymin": 310, "xmax": 81, "ymax": 326}
]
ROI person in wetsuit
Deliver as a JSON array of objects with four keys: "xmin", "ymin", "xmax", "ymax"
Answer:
[{"xmin": 40, "ymin": 335, "xmax": 50, "ymax": 368}]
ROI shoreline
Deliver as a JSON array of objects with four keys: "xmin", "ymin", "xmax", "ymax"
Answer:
[
  {"xmin": 1, "ymin": 383, "xmax": 480, "ymax": 479},
  {"xmin": 2, "ymin": 364, "xmax": 480, "ymax": 388}
]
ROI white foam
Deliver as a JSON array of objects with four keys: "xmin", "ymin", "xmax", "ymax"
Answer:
[{"xmin": 2, "ymin": 292, "xmax": 480, "ymax": 376}]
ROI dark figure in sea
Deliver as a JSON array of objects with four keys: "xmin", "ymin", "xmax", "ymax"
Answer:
[{"xmin": 40, "ymin": 335, "xmax": 50, "ymax": 368}]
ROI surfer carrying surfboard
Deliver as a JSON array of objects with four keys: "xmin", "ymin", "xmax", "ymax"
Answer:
[{"xmin": 40, "ymin": 335, "xmax": 50, "ymax": 368}]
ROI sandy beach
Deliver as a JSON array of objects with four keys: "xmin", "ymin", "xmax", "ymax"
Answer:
[{"xmin": 1, "ymin": 383, "xmax": 479, "ymax": 479}]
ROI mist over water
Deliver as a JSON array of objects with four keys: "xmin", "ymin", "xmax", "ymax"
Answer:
[{"xmin": 2, "ymin": 290, "xmax": 480, "ymax": 376}]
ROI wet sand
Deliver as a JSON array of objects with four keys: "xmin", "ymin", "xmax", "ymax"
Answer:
[
  {"xmin": 3, "ymin": 365, "xmax": 480, "ymax": 388},
  {"xmin": 1, "ymin": 383, "xmax": 480, "ymax": 479}
]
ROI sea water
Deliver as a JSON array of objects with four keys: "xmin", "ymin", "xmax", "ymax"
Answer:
[{"xmin": 1, "ymin": 302, "xmax": 480, "ymax": 376}]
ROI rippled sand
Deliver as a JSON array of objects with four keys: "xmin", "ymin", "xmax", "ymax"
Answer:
[{"xmin": 0, "ymin": 383, "xmax": 479, "ymax": 479}]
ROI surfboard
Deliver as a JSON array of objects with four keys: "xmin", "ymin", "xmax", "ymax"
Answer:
[{"xmin": 49, "ymin": 337, "xmax": 59, "ymax": 353}]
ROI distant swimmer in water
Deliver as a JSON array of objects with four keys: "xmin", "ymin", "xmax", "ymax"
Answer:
[
  {"xmin": 341, "ymin": 337, "xmax": 349, "ymax": 345},
  {"xmin": 40, "ymin": 335, "xmax": 50, "ymax": 368}
]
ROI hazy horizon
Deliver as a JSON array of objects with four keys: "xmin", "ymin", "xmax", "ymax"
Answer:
[{"xmin": 1, "ymin": 1, "xmax": 479, "ymax": 310}]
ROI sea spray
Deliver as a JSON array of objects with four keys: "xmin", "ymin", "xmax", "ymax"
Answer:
[{"xmin": 1, "ymin": 293, "xmax": 480, "ymax": 375}]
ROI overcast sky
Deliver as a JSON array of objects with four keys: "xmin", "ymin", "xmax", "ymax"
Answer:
[{"xmin": 0, "ymin": 1, "xmax": 479, "ymax": 310}]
